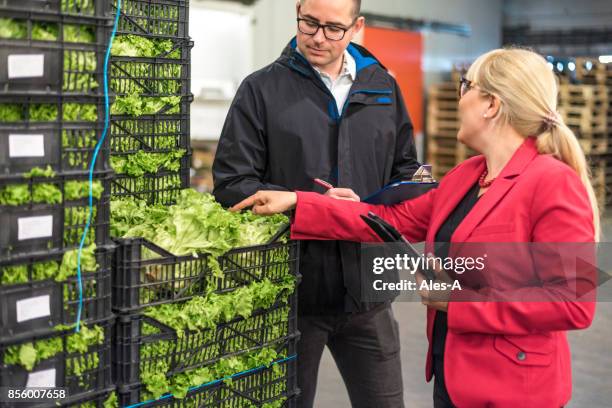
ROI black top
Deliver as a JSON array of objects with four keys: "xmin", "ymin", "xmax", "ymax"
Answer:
[
  {"xmin": 431, "ymin": 182, "xmax": 480, "ymax": 406},
  {"xmin": 432, "ymin": 182, "xmax": 480, "ymax": 354}
]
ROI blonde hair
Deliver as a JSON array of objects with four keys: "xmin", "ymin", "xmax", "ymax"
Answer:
[{"xmin": 466, "ymin": 48, "xmax": 600, "ymax": 240}]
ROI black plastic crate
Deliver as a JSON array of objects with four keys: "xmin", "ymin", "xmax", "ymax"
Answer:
[
  {"xmin": 57, "ymin": 388, "xmax": 117, "ymax": 408},
  {"xmin": 0, "ymin": 246, "xmax": 113, "ymax": 344},
  {"xmin": 110, "ymin": 54, "xmax": 190, "ymax": 98},
  {"xmin": 0, "ymin": 174, "xmax": 111, "ymax": 261},
  {"xmin": 112, "ymin": 0, "xmax": 189, "ymax": 39},
  {"xmin": 0, "ymin": 94, "xmax": 109, "ymax": 177},
  {"xmin": 0, "ymin": 122, "xmax": 108, "ymax": 177},
  {"xmin": 0, "ymin": 0, "xmax": 109, "ymax": 17},
  {"xmin": 0, "ymin": 10, "xmax": 110, "ymax": 96},
  {"xmin": 110, "ymin": 162, "xmax": 189, "ymax": 205},
  {"xmin": 109, "ymin": 111, "xmax": 189, "ymax": 155},
  {"xmin": 117, "ymin": 341, "xmax": 298, "ymax": 408},
  {"xmin": 108, "ymin": 95, "xmax": 191, "ymax": 204},
  {"xmin": 114, "ymin": 293, "xmax": 298, "ymax": 385},
  {"xmin": 112, "ymin": 236, "xmax": 299, "ymax": 313},
  {"xmin": 0, "ymin": 319, "xmax": 113, "ymax": 407}
]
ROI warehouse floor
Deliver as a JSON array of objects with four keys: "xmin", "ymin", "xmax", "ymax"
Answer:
[{"xmin": 314, "ymin": 218, "xmax": 612, "ymax": 408}]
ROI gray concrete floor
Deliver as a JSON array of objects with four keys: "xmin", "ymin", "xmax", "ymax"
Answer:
[{"xmin": 312, "ymin": 220, "xmax": 612, "ymax": 408}]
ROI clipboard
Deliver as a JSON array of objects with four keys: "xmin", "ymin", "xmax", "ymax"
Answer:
[
  {"xmin": 360, "ymin": 211, "xmax": 436, "ymax": 280},
  {"xmin": 363, "ymin": 164, "xmax": 438, "ymax": 205},
  {"xmin": 362, "ymin": 181, "xmax": 438, "ymax": 205}
]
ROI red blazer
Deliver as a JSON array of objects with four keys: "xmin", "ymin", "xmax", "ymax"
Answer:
[{"xmin": 290, "ymin": 138, "xmax": 596, "ymax": 407}]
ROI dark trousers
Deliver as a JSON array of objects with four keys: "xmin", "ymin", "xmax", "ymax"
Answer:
[{"xmin": 297, "ymin": 304, "xmax": 404, "ymax": 408}]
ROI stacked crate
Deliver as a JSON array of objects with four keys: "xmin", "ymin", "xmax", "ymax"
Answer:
[
  {"xmin": 108, "ymin": 0, "xmax": 192, "ymax": 205},
  {"xmin": 567, "ymin": 58, "xmax": 612, "ymax": 210},
  {"xmin": 112, "ymin": 236, "xmax": 301, "ymax": 406},
  {"xmin": 558, "ymin": 84, "xmax": 608, "ymax": 155},
  {"xmin": 576, "ymin": 58, "xmax": 612, "ymax": 86},
  {"xmin": 426, "ymin": 81, "xmax": 477, "ymax": 180},
  {"xmin": 105, "ymin": 2, "xmax": 301, "ymax": 406},
  {"xmin": 0, "ymin": 0, "xmax": 115, "ymax": 405}
]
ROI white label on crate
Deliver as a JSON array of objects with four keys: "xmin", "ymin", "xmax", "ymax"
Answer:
[
  {"xmin": 8, "ymin": 134, "xmax": 45, "ymax": 158},
  {"xmin": 17, "ymin": 215, "xmax": 54, "ymax": 241},
  {"xmin": 7, "ymin": 54, "xmax": 44, "ymax": 79},
  {"xmin": 16, "ymin": 295, "xmax": 51, "ymax": 323},
  {"xmin": 26, "ymin": 369, "xmax": 56, "ymax": 388}
]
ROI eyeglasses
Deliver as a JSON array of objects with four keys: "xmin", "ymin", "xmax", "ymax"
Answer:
[
  {"xmin": 459, "ymin": 76, "xmax": 476, "ymax": 99},
  {"xmin": 297, "ymin": 16, "xmax": 355, "ymax": 41}
]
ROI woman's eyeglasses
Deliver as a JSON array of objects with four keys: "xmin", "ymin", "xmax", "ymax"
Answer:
[{"xmin": 459, "ymin": 76, "xmax": 476, "ymax": 99}]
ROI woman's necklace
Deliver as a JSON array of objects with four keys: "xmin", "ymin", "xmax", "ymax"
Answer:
[{"xmin": 479, "ymin": 169, "xmax": 495, "ymax": 188}]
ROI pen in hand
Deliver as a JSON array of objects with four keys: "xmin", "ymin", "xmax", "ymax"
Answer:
[
  {"xmin": 314, "ymin": 178, "xmax": 334, "ymax": 190},
  {"xmin": 315, "ymin": 178, "xmax": 360, "ymax": 201}
]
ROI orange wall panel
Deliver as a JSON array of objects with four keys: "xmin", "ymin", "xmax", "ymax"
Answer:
[{"xmin": 363, "ymin": 27, "xmax": 424, "ymax": 134}]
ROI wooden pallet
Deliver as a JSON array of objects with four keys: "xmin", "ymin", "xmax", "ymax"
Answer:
[
  {"xmin": 428, "ymin": 137, "xmax": 478, "ymax": 180},
  {"xmin": 427, "ymin": 105, "xmax": 458, "ymax": 121},
  {"xmin": 428, "ymin": 140, "xmax": 476, "ymax": 161},
  {"xmin": 578, "ymin": 132, "xmax": 608, "ymax": 155},
  {"xmin": 576, "ymin": 58, "xmax": 612, "ymax": 85},
  {"xmin": 558, "ymin": 97, "xmax": 609, "ymax": 109},
  {"xmin": 566, "ymin": 117, "xmax": 607, "ymax": 134},
  {"xmin": 427, "ymin": 119, "xmax": 460, "ymax": 134},
  {"xmin": 428, "ymin": 83, "xmax": 459, "ymax": 101},
  {"xmin": 431, "ymin": 162, "xmax": 455, "ymax": 181},
  {"xmin": 589, "ymin": 159, "xmax": 607, "ymax": 209},
  {"xmin": 558, "ymin": 84, "xmax": 608, "ymax": 104},
  {"xmin": 559, "ymin": 105, "xmax": 608, "ymax": 133},
  {"xmin": 559, "ymin": 105, "xmax": 607, "ymax": 121}
]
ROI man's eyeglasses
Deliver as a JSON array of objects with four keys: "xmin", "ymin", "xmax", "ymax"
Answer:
[
  {"xmin": 297, "ymin": 17, "xmax": 355, "ymax": 41},
  {"xmin": 459, "ymin": 76, "xmax": 476, "ymax": 99}
]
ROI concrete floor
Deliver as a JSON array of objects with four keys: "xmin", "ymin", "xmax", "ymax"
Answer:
[{"xmin": 312, "ymin": 220, "xmax": 612, "ymax": 408}]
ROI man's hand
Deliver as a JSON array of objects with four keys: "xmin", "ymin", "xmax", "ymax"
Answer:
[
  {"xmin": 230, "ymin": 191, "xmax": 298, "ymax": 215},
  {"xmin": 325, "ymin": 188, "xmax": 360, "ymax": 201}
]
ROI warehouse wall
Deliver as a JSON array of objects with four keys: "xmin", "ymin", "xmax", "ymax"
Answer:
[{"xmin": 504, "ymin": 0, "xmax": 612, "ymax": 29}]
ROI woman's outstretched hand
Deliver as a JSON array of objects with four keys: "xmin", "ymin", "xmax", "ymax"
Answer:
[{"xmin": 230, "ymin": 191, "xmax": 298, "ymax": 215}]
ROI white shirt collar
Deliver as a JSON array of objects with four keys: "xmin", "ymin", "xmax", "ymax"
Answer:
[{"xmin": 297, "ymin": 48, "xmax": 356, "ymax": 81}]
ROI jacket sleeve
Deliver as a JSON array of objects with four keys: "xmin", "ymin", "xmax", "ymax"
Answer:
[
  {"xmin": 291, "ymin": 188, "xmax": 437, "ymax": 243},
  {"xmin": 447, "ymin": 170, "xmax": 597, "ymax": 335},
  {"xmin": 212, "ymin": 78, "xmax": 289, "ymax": 207},
  {"xmin": 389, "ymin": 78, "xmax": 421, "ymax": 182}
]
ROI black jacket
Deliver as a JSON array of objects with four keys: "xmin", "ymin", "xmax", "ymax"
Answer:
[{"xmin": 213, "ymin": 38, "xmax": 420, "ymax": 314}]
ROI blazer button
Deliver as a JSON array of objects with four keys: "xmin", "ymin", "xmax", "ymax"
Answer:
[{"xmin": 517, "ymin": 351, "xmax": 526, "ymax": 361}]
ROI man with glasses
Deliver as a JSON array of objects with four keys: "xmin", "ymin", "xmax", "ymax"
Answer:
[{"xmin": 213, "ymin": 1, "xmax": 419, "ymax": 406}]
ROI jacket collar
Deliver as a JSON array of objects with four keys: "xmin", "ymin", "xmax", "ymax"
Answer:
[
  {"xmin": 429, "ymin": 137, "xmax": 539, "ymax": 245},
  {"xmin": 495, "ymin": 136, "xmax": 539, "ymax": 180},
  {"xmin": 281, "ymin": 37, "xmax": 381, "ymax": 78}
]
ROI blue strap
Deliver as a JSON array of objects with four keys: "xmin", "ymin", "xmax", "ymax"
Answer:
[
  {"xmin": 125, "ymin": 354, "xmax": 298, "ymax": 408},
  {"xmin": 75, "ymin": 0, "xmax": 122, "ymax": 332}
]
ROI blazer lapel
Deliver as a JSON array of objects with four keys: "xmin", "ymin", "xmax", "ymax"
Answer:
[
  {"xmin": 427, "ymin": 157, "xmax": 485, "ymax": 244},
  {"xmin": 451, "ymin": 137, "xmax": 539, "ymax": 244}
]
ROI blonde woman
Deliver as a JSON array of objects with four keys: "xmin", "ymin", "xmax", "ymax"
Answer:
[{"xmin": 232, "ymin": 48, "xmax": 598, "ymax": 407}]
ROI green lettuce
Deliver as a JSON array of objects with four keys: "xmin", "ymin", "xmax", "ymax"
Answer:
[
  {"xmin": 0, "ymin": 18, "xmax": 26, "ymax": 39},
  {"xmin": 110, "ymin": 149, "xmax": 185, "ymax": 176},
  {"xmin": 112, "ymin": 189, "xmax": 287, "ymax": 257},
  {"xmin": 111, "ymin": 34, "xmax": 180, "ymax": 58},
  {"xmin": 111, "ymin": 94, "xmax": 181, "ymax": 117},
  {"xmin": 0, "ymin": 104, "xmax": 23, "ymax": 121}
]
